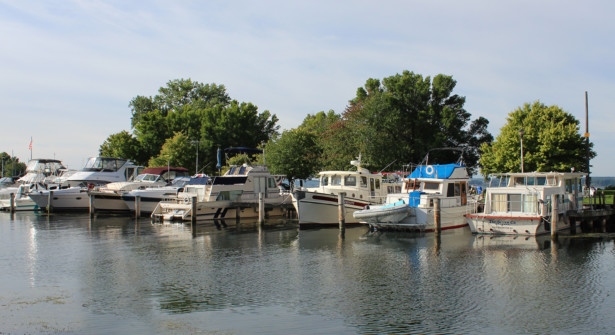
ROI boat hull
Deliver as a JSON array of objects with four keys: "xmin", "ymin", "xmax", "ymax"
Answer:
[
  {"xmin": 28, "ymin": 187, "xmax": 91, "ymax": 211},
  {"xmin": 465, "ymin": 214, "xmax": 571, "ymax": 236},
  {"xmin": 369, "ymin": 206, "xmax": 470, "ymax": 232},
  {"xmin": 292, "ymin": 191, "xmax": 373, "ymax": 226}
]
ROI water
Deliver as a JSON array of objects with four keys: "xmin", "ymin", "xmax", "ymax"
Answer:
[{"xmin": 2, "ymin": 212, "xmax": 615, "ymax": 334}]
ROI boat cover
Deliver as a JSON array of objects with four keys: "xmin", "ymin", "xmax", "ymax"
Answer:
[{"xmin": 409, "ymin": 163, "xmax": 461, "ymax": 179}]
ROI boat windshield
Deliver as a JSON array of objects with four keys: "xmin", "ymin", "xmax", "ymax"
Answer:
[
  {"xmin": 134, "ymin": 174, "xmax": 160, "ymax": 182},
  {"xmin": 25, "ymin": 160, "xmax": 65, "ymax": 175},
  {"xmin": 82, "ymin": 158, "xmax": 127, "ymax": 172}
]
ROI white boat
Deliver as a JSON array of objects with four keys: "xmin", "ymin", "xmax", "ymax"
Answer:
[
  {"xmin": 151, "ymin": 164, "xmax": 291, "ymax": 222},
  {"xmin": 464, "ymin": 171, "xmax": 586, "ymax": 236},
  {"xmin": 88, "ymin": 167, "xmax": 190, "ymax": 214},
  {"xmin": 28, "ymin": 157, "xmax": 144, "ymax": 212},
  {"xmin": 0, "ymin": 158, "xmax": 66, "ymax": 211},
  {"xmin": 121, "ymin": 176, "xmax": 194, "ymax": 214},
  {"xmin": 292, "ymin": 158, "xmax": 402, "ymax": 227},
  {"xmin": 354, "ymin": 159, "xmax": 478, "ymax": 232}
]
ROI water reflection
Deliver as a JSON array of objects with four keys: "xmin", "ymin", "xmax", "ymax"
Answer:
[{"xmin": 2, "ymin": 212, "xmax": 615, "ymax": 334}]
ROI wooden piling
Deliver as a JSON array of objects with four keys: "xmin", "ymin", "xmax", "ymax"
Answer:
[
  {"xmin": 258, "ymin": 192, "xmax": 265, "ymax": 225},
  {"xmin": 551, "ymin": 194, "xmax": 558, "ymax": 239},
  {"xmin": 89, "ymin": 193, "xmax": 95, "ymax": 217},
  {"xmin": 9, "ymin": 193, "xmax": 15, "ymax": 213},
  {"xmin": 191, "ymin": 196, "xmax": 197, "ymax": 225},
  {"xmin": 47, "ymin": 190, "xmax": 53, "ymax": 213},
  {"xmin": 338, "ymin": 193, "xmax": 346, "ymax": 237},
  {"xmin": 434, "ymin": 198, "xmax": 441, "ymax": 236},
  {"xmin": 235, "ymin": 205, "xmax": 240, "ymax": 223},
  {"xmin": 135, "ymin": 195, "xmax": 141, "ymax": 219}
]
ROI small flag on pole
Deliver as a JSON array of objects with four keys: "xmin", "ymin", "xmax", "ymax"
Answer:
[{"xmin": 28, "ymin": 138, "xmax": 32, "ymax": 150}]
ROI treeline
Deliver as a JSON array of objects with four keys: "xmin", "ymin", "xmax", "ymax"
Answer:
[{"xmin": 100, "ymin": 71, "xmax": 594, "ymax": 182}]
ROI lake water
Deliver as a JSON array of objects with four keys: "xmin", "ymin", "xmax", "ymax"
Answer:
[{"xmin": 2, "ymin": 212, "xmax": 615, "ymax": 334}]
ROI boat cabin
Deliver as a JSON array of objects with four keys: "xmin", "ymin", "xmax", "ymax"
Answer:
[{"xmin": 483, "ymin": 172, "xmax": 586, "ymax": 216}]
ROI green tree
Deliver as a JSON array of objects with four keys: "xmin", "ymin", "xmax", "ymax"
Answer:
[
  {"xmin": 265, "ymin": 129, "xmax": 322, "ymax": 186},
  {"xmin": 322, "ymin": 71, "xmax": 492, "ymax": 174},
  {"xmin": 98, "ymin": 131, "xmax": 145, "ymax": 164},
  {"xmin": 0, "ymin": 152, "xmax": 26, "ymax": 178},
  {"xmin": 148, "ymin": 132, "xmax": 196, "ymax": 171},
  {"xmin": 479, "ymin": 101, "xmax": 595, "ymax": 176}
]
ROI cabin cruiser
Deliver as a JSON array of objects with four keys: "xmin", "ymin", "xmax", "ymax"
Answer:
[
  {"xmin": 88, "ymin": 167, "xmax": 190, "ymax": 213},
  {"xmin": 291, "ymin": 158, "xmax": 402, "ymax": 227},
  {"xmin": 122, "ymin": 176, "xmax": 194, "ymax": 215},
  {"xmin": 28, "ymin": 157, "xmax": 143, "ymax": 211},
  {"xmin": 0, "ymin": 158, "xmax": 66, "ymax": 211},
  {"xmin": 151, "ymin": 164, "xmax": 290, "ymax": 222},
  {"xmin": 465, "ymin": 171, "xmax": 586, "ymax": 235},
  {"xmin": 353, "ymin": 161, "xmax": 478, "ymax": 231}
]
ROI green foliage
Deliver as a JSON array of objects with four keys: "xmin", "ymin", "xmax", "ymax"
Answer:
[
  {"xmin": 479, "ymin": 101, "xmax": 595, "ymax": 176},
  {"xmin": 100, "ymin": 78, "xmax": 279, "ymax": 175},
  {"xmin": 0, "ymin": 152, "xmax": 26, "ymax": 178},
  {"xmin": 265, "ymin": 129, "xmax": 322, "ymax": 184},
  {"xmin": 148, "ymin": 132, "xmax": 195, "ymax": 171},
  {"xmin": 98, "ymin": 131, "xmax": 145, "ymax": 164},
  {"xmin": 317, "ymin": 71, "xmax": 492, "ymax": 174}
]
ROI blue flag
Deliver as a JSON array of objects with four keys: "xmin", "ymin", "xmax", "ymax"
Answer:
[{"xmin": 216, "ymin": 148, "xmax": 222, "ymax": 170}]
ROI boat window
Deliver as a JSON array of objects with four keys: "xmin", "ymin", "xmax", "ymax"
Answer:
[
  {"xmin": 515, "ymin": 177, "xmax": 525, "ymax": 186},
  {"xmin": 455, "ymin": 183, "xmax": 461, "ymax": 196},
  {"xmin": 331, "ymin": 175, "xmax": 342, "ymax": 186},
  {"xmin": 536, "ymin": 177, "xmax": 546, "ymax": 185},
  {"xmin": 268, "ymin": 178, "xmax": 276, "ymax": 189},
  {"xmin": 526, "ymin": 177, "xmax": 536, "ymax": 186},
  {"xmin": 375, "ymin": 179, "xmax": 380, "ymax": 190},
  {"xmin": 546, "ymin": 176, "xmax": 556, "ymax": 186},
  {"xmin": 322, "ymin": 176, "xmax": 329, "ymax": 186},
  {"xmin": 508, "ymin": 194, "xmax": 522, "ymax": 212},
  {"xmin": 360, "ymin": 176, "xmax": 368, "ymax": 188},
  {"xmin": 423, "ymin": 182, "xmax": 439, "ymax": 191},
  {"xmin": 344, "ymin": 176, "xmax": 356, "ymax": 186},
  {"xmin": 565, "ymin": 179, "xmax": 573, "ymax": 193},
  {"xmin": 447, "ymin": 183, "xmax": 455, "ymax": 197},
  {"xmin": 491, "ymin": 194, "xmax": 507, "ymax": 212},
  {"xmin": 228, "ymin": 167, "xmax": 236, "ymax": 175},
  {"xmin": 238, "ymin": 166, "xmax": 246, "ymax": 175},
  {"xmin": 216, "ymin": 190, "xmax": 243, "ymax": 201},
  {"xmin": 523, "ymin": 194, "xmax": 537, "ymax": 213}
]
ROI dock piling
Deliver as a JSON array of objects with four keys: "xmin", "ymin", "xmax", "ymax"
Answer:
[
  {"xmin": 191, "ymin": 196, "xmax": 197, "ymax": 225},
  {"xmin": 89, "ymin": 193, "xmax": 95, "ymax": 217},
  {"xmin": 9, "ymin": 193, "xmax": 15, "ymax": 213},
  {"xmin": 338, "ymin": 193, "xmax": 346, "ymax": 236},
  {"xmin": 258, "ymin": 192, "xmax": 265, "ymax": 225},
  {"xmin": 434, "ymin": 198, "xmax": 441, "ymax": 236},
  {"xmin": 551, "ymin": 194, "xmax": 558, "ymax": 239},
  {"xmin": 135, "ymin": 196, "xmax": 141, "ymax": 219}
]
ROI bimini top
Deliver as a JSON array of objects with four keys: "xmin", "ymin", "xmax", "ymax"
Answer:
[{"xmin": 409, "ymin": 163, "xmax": 466, "ymax": 179}]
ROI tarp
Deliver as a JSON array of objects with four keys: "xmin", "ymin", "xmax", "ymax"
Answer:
[{"xmin": 409, "ymin": 163, "xmax": 461, "ymax": 179}]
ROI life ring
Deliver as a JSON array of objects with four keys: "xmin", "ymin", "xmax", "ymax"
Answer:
[{"xmin": 425, "ymin": 165, "xmax": 435, "ymax": 176}]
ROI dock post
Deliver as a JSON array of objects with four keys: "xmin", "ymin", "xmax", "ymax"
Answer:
[
  {"xmin": 338, "ymin": 193, "xmax": 346, "ymax": 237},
  {"xmin": 434, "ymin": 198, "xmax": 441, "ymax": 236},
  {"xmin": 258, "ymin": 192, "xmax": 265, "ymax": 225},
  {"xmin": 9, "ymin": 193, "xmax": 15, "ymax": 213},
  {"xmin": 47, "ymin": 190, "xmax": 53, "ymax": 213},
  {"xmin": 551, "ymin": 194, "xmax": 558, "ymax": 239},
  {"xmin": 135, "ymin": 195, "xmax": 141, "ymax": 219},
  {"xmin": 191, "ymin": 196, "xmax": 197, "ymax": 225},
  {"xmin": 89, "ymin": 193, "xmax": 95, "ymax": 217}
]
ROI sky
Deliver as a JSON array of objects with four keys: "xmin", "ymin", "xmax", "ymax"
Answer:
[{"xmin": 1, "ymin": 0, "xmax": 614, "ymax": 176}]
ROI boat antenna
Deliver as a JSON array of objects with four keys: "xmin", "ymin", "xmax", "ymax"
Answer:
[{"xmin": 378, "ymin": 160, "xmax": 397, "ymax": 174}]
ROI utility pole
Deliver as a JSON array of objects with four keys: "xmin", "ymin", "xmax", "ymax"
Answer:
[
  {"xmin": 190, "ymin": 140, "xmax": 202, "ymax": 175},
  {"xmin": 584, "ymin": 91, "xmax": 591, "ymax": 189}
]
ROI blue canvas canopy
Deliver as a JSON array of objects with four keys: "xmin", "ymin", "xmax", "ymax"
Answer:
[{"xmin": 409, "ymin": 163, "xmax": 462, "ymax": 179}]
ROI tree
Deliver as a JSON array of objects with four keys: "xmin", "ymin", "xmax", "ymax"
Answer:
[
  {"xmin": 148, "ymin": 132, "xmax": 196, "ymax": 171},
  {"xmin": 265, "ymin": 129, "xmax": 322, "ymax": 186},
  {"xmin": 0, "ymin": 152, "xmax": 26, "ymax": 178},
  {"xmin": 98, "ymin": 131, "xmax": 145, "ymax": 164},
  {"xmin": 103, "ymin": 78, "xmax": 280, "ymax": 174},
  {"xmin": 479, "ymin": 101, "xmax": 595, "ymax": 176},
  {"xmin": 321, "ymin": 71, "xmax": 492, "ymax": 174}
]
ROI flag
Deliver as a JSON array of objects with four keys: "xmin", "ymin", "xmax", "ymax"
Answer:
[{"xmin": 28, "ymin": 138, "xmax": 32, "ymax": 150}]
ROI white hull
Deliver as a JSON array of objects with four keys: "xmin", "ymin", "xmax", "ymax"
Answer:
[
  {"xmin": 465, "ymin": 214, "xmax": 570, "ymax": 236},
  {"xmin": 89, "ymin": 192, "xmax": 130, "ymax": 213},
  {"xmin": 370, "ymin": 206, "xmax": 470, "ymax": 232},
  {"xmin": 292, "ymin": 191, "xmax": 372, "ymax": 226},
  {"xmin": 29, "ymin": 187, "xmax": 91, "ymax": 211},
  {"xmin": 353, "ymin": 202, "xmax": 411, "ymax": 224},
  {"xmin": 152, "ymin": 199, "xmax": 288, "ymax": 222}
]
